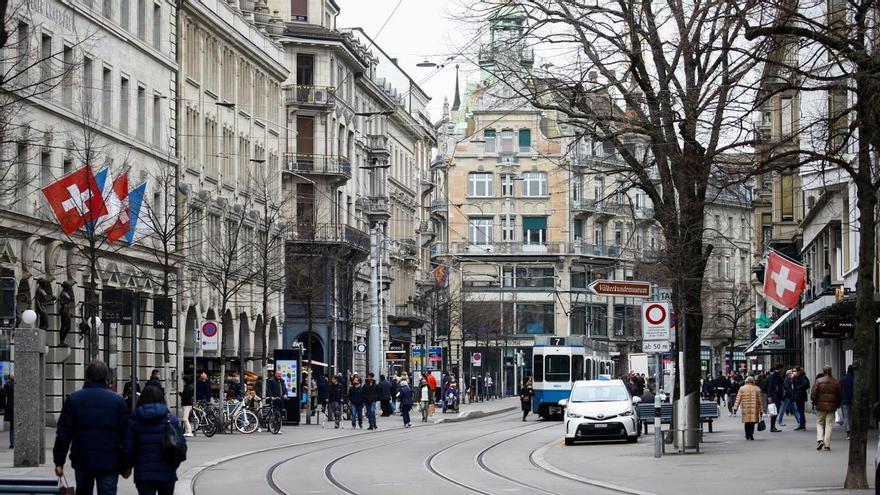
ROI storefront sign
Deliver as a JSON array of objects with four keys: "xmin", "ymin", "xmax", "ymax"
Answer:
[{"xmin": 814, "ymin": 319, "xmax": 855, "ymax": 339}]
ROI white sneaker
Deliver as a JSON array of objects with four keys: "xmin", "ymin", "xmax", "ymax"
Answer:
[{"xmin": 183, "ymin": 433, "xmax": 193, "ymax": 437}]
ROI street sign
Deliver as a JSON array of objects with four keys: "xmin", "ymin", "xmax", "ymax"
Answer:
[
  {"xmin": 355, "ymin": 343, "xmax": 367, "ymax": 354},
  {"xmin": 762, "ymin": 338, "xmax": 785, "ymax": 350},
  {"xmin": 643, "ymin": 341, "xmax": 671, "ymax": 353},
  {"xmin": 471, "ymin": 352, "xmax": 482, "ymax": 367},
  {"xmin": 429, "ymin": 346, "xmax": 443, "ymax": 364},
  {"xmin": 642, "ymin": 302, "xmax": 671, "ymax": 341},
  {"xmin": 200, "ymin": 320, "xmax": 220, "ymax": 351},
  {"xmin": 386, "ymin": 343, "xmax": 406, "ymax": 361},
  {"xmin": 589, "ymin": 280, "xmax": 652, "ymax": 298}
]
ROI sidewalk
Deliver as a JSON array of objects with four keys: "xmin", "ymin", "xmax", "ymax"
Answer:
[
  {"xmin": 540, "ymin": 408, "xmax": 877, "ymax": 494},
  {"xmin": 0, "ymin": 397, "xmax": 517, "ymax": 494}
]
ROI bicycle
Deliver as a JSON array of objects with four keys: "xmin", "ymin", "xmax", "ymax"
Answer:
[
  {"xmin": 220, "ymin": 399, "xmax": 259, "ymax": 434},
  {"xmin": 188, "ymin": 401, "xmax": 210, "ymax": 434},
  {"xmin": 255, "ymin": 397, "xmax": 283, "ymax": 434}
]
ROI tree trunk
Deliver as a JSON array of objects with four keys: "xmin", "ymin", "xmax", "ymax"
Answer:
[{"xmin": 844, "ymin": 84, "xmax": 878, "ymax": 489}]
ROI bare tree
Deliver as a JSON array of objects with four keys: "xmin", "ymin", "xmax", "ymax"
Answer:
[
  {"xmin": 741, "ymin": 0, "xmax": 880, "ymax": 486},
  {"xmin": 703, "ymin": 281, "xmax": 755, "ymax": 371},
  {"xmin": 457, "ymin": 0, "xmax": 762, "ymax": 398}
]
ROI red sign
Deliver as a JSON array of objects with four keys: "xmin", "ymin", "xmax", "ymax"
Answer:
[
  {"xmin": 763, "ymin": 252, "xmax": 806, "ymax": 309},
  {"xmin": 644, "ymin": 304, "xmax": 667, "ymax": 325},
  {"xmin": 201, "ymin": 321, "xmax": 218, "ymax": 337},
  {"xmin": 589, "ymin": 280, "xmax": 651, "ymax": 298}
]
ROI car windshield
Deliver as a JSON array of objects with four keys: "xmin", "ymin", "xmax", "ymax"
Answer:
[{"xmin": 570, "ymin": 385, "xmax": 629, "ymax": 402}]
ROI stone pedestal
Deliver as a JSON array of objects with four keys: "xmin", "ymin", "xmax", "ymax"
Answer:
[{"xmin": 14, "ymin": 327, "xmax": 46, "ymax": 467}]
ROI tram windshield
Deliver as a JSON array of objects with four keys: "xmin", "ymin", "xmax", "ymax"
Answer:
[
  {"xmin": 545, "ymin": 355, "xmax": 570, "ymax": 382},
  {"xmin": 570, "ymin": 385, "xmax": 629, "ymax": 402}
]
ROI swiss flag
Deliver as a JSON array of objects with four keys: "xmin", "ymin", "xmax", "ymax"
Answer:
[
  {"xmin": 763, "ymin": 251, "xmax": 806, "ymax": 309},
  {"xmin": 104, "ymin": 172, "xmax": 130, "ymax": 243},
  {"xmin": 41, "ymin": 166, "xmax": 108, "ymax": 235}
]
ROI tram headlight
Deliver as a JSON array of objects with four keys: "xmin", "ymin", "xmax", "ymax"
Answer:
[{"xmin": 566, "ymin": 410, "xmax": 582, "ymax": 418}]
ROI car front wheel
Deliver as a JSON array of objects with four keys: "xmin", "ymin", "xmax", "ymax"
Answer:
[{"xmin": 564, "ymin": 438, "xmax": 575, "ymax": 446}]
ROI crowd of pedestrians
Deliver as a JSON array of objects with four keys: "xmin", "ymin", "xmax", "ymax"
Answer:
[{"xmin": 701, "ymin": 364, "xmax": 852, "ymax": 450}]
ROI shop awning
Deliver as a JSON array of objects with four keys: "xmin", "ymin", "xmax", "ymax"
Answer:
[
  {"xmin": 303, "ymin": 360, "xmax": 329, "ymax": 368},
  {"xmin": 745, "ymin": 309, "xmax": 795, "ymax": 354}
]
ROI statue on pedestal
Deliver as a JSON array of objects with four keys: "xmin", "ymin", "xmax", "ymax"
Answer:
[
  {"xmin": 33, "ymin": 279, "xmax": 55, "ymax": 331},
  {"xmin": 58, "ymin": 281, "xmax": 75, "ymax": 346}
]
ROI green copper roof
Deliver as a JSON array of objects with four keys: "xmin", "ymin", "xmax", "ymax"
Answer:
[{"xmin": 488, "ymin": 1, "xmax": 526, "ymax": 22}]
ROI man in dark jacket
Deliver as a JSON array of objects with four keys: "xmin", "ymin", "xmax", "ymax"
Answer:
[
  {"xmin": 195, "ymin": 372, "xmax": 212, "ymax": 403},
  {"xmin": 53, "ymin": 361, "xmax": 130, "ymax": 495},
  {"xmin": 712, "ymin": 371, "xmax": 728, "ymax": 407},
  {"xmin": 811, "ymin": 366, "xmax": 841, "ymax": 450},
  {"xmin": 327, "ymin": 375, "xmax": 345, "ymax": 428},
  {"xmin": 363, "ymin": 373, "xmax": 380, "ymax": 430},
  {"xmin": 839, "ymin": 365, "xmax": 854, "ymax": 439},
  {"xmin": 146, "ymin": 369, "xmax": 162, "ymax": 390},
  {"xmin": 265, "ymin": 370, "xmax": 289, "ymax": 424},
  {"xmin": 348, "ymin": 376, "xmax": 365, "ymax": 429},
  {"xmin": 378, "ymin": 375, "xmax": 392, "ymax": 417},
  {"xmin": 792, "ymin": 367, "xmax": 810, "ymax": 430},
  {"xmin": 766, "ymin": 363, "xmax": 785, "ymax": 432},
  {"xmin": 316, "ymin": 375, "xmax": 329, "ymax": 412}
]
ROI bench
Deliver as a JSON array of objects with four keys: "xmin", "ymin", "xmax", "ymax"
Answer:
[
  {"xmin": 636, "ymin": 401, "xmax": 720, "ymax": 434},
  {"xmin": 0, "ymin": 478, "xmax": 59, "ymax": 494}
]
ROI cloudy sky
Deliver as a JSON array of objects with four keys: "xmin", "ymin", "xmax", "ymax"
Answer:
[{"xmin": 337, "ymin": 0, "xmax": 478, "ymax": 122}]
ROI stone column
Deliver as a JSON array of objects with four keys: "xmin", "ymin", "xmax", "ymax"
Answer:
[{"xmin": 14, "ymin": 326, "xmax": 46, "ymax": 467}]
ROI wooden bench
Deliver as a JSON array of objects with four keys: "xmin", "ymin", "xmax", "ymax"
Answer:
[
  {"xmin": 0, "ymin": 478, "xmax": 59, "ymax": 494},
  {"xmin": 636, "ymin": 401, "xmax": 720, "ymax": 434}
]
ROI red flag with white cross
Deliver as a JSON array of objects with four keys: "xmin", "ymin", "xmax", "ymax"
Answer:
[
  {"xmin": 763, "ymin": 251, "xmax": 806, "ymax": 309},
  {"xmin": 41, "ymin": 165, "xmax": 108, "ymax": 235}
]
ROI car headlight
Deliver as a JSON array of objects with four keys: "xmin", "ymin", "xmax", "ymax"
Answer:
[
  {"xmin": 566, "ymin": 410, "xmax": 583, "ymax": 418},
  {"xmin": 620, "ymin": 409, "xmax": 633, "ymax": 416}
]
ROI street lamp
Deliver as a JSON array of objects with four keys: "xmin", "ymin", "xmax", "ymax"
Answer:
[
  {"xmin": 417, "ymin": 59, "xmax": 437, "ymax": 68},
  {"xmin": 20, "ymin": 310, "xmax": 36, "ymax": 327}
]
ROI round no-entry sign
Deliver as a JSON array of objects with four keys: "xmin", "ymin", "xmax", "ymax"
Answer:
[
  {"xmin": 201, "ymin": 321, "xmax": 218, "ymax": 337},
  {"xmin": 645, "ymin": 304, "xmax": 667, "ymax": 325}
]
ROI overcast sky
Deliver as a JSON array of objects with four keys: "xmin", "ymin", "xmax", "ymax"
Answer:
[{"xmin": 337, "ymin": 0, "xmax": 477, "ymax": 122}]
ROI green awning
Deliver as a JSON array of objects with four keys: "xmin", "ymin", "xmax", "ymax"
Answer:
[{"xmin": 522, "ymin": 216, "xmax": 547, "ymax": 230}]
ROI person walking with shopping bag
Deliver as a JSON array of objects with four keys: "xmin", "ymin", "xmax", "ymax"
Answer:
[
  {"xmin": 811, "ymin": 366, "xmax": 841, "ymax": 451},
  {"xmin": 733, "ymin": 376, "xmax": 765, "ymax": 441}
]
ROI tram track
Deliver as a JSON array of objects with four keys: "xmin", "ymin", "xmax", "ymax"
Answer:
[{"xmin": 265, "ymin": 410, "xmax": 521, "ymax": 494}]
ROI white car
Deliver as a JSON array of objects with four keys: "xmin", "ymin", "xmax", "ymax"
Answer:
[{"xmin": 560, "ymin": 379, "xmax": 641, "ymax": 445}]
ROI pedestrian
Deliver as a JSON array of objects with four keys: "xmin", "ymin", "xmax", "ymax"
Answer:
[
  {"xmin": 177, "ymin": 375, "xmax": 194, "ymax": 437},
  {"xmin": 328, "ymin": 375, "xmax": 344, "ymax": 428},
  {"xmin": 839, "ymin": 365, "xmax": 853, "ymax": 440},
  {"xmin": 390, "ymin": 375, "xmax": 400, "ymax": 414},
  {"xmin": 379, "ymin": 375, "xmax": 392, "ymax": 417},
  {"xmin": 196, "ymin": 372, "xmax": 212, "ymax": 403},
  {"xmin": 265, "ymin": 370, "xmax": 289, "ymax": 432},
  {"xmin": 2, "ymin": 375, "xmax": 13, "ymax": 448},
  {"xmin": 792, "ymin": 366, "xmax": 810, "ymax": 430},
  {"xmin": 398, "ymin": 379, "xmax": 414, "ymax": 428},
  {"xmin": 317, "ymin": 374, "xmax": 329, "ymax": 416},
  {"xmin": 727, "ymin": 373, "xmax": 742, "ymax": 416},
  {"xmin": 519, "ymin": 377, "xmax": 534, "ymax": 422},
  {"xmin": 811, "ymin": 365, "xmax": 841, "ymax": 451},
  {"xmin": 53, "ymin": 361, "xmax": 130, "ymax": 495},
  {"xmin": 713, "ymin": 371, "xmax": 728, "ymax": 407},
  {"xmin": 348, "ymin": 375, "xmax": 365, "ymax": 429},
  {"xmin": 122, "ymin": 385, "xmax": 186, "ymax": 495},
  {"xmin": 363, "ymin": 373, "xmax": 379, "ymax": 430},
  {"xmin": 733, "ymin": 375, "xmax": 764, "ymax": 441},
  {"xmin": 123, "ymin": 378, "xmax": 141, "ymax": 407},
  {"xmin": 778, "ymin": 369, "xmax": 801, "ymax": 428},
  {"xmin": 417, "ymin": 378, "xmax": 433, "ymax": 423},
  {"xmin": 226, "ymin": 373, "xmax": 242, "ymax": 401},
  {"xmin": 701, "ymin": 374, "xmax": 714, "ymax": 402},
  {"xmin": 146, "ymin": 369, "xmax": 162, "ymax": 391},
  {"xmin": 766, "ymin": 363, "xmax": 784, "ymax": 432}
]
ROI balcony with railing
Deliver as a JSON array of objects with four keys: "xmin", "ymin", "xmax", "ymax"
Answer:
[
  {"xmin": 430, "ymin": 199, "xmax": 448, "ymax": 216},
  {"xmin": 387, "ymin": 302, "xmax": 428, "ymax": 327},
  {"xmin": 284, "ymin": 154, "xmax": 352, "ymax": 180},
  {"xmin": 571, "ymin": 198, "xmax": 629, "ymax": 217},
  {"xmin": 418, "ymin": 220, "xmax": 436, "ymax": 246},
  {"xmin": 361, "ymin": 196, "xmax": 390, "ymax": 220},
  {"xmin": 286, "ymin": 223, "xmax": 369, "ymax": 255},
  {"xmin": 366, "ymin": 135, "xmax": 389, "ymax": 155},
  {"xmin": 478, "ymin": 44, "xmax": 534, "ymax": 66},
  {"xmin": 284, "ymin": 85, "xmax": 336, "ymax": 108},
  {"xmin": 400, "ymin": 239, "xmax": 418, "ymax": 261}
]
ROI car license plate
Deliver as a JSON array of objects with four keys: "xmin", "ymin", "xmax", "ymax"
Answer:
[
  {"xmin": 593, "ymin": 423, "xmax": 608, "ymax": 428},
  {"xmin": 550, "ymin": 407, "xmax": 561, "ymax": 414}
]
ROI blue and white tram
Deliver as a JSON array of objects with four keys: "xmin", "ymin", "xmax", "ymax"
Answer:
[{"xmin": 531, "ymin": 336, "xmax": 614, "ymax": 419}]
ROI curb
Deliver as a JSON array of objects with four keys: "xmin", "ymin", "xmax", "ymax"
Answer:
[
  {"xmin": 433, "ymin": 405, "xmax": 516, "ymax": 424},
  {"xmin": 530, "ymin": 440, "xmax": 657, "ymax": 495}
]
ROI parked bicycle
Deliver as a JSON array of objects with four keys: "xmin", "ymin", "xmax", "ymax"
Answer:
[
  {"xmin": 188, "ymin": 401, "xmax": 210, "ymax": 434},
  {"xmin": 196, "ymin": 399, "xmax": 257, "ymax": 436},
  {"xmin": 255, "ymin": 397, "xmax": 283, "ymax": 434}
]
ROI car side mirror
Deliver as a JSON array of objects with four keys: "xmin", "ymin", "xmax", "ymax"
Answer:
[
  {"xmin": 558, "ymin": 399, "xmax": 568, "ymax": 407},
  {"xmin": 632, "ymin": 396, "xmax": 642, "ymax": 404}
]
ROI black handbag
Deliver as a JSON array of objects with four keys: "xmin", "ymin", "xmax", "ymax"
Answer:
[
  {"xmin": 757, "ymin": 416, "xmax": 767, "ymax": 432},
  {"xmin": 161, "ymin": 414, "xmax": 187, "ymax": 465}
]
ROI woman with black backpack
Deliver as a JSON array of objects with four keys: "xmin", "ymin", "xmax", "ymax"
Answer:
[{"xmin": 123, "ymin": 385, "xmax": 186, "ymax": 495}]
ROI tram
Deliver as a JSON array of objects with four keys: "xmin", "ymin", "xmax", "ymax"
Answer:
[{"xmin": 531, "ymin": 335, "xmax": 614, "ymax": 419}]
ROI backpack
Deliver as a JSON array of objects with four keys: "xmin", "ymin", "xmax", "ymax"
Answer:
[{"xmin": 161, "ymin": 414, "xmax": 187, "ymax": 465}]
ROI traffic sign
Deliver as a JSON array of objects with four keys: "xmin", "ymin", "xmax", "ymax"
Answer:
[
  {"xmin": 355, "ymin": 343, "xmax": 367, "ymax": 354},
  {"xmin": 643, "ymin": 341, "xmax": 671, "ymax": 353},
  {"xmin": 200, "ymin": 320, "xmax": 220, "ymax": 351},
  {"xmin": 471, "ymin": 352, "xmax": 482, "ymax": 367},
  {"xmin": 642, "ymin": 302, "xmax": 671, "ymax": 341},
  {"xmin": 589, "ymin": 280, "xmax": 652, "ymax": 298}
]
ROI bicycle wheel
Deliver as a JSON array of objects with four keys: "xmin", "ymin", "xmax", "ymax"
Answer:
[
  {"xmin": 189, "ymin": 409, "xmax": 201, "ymax": 433},
  {"xmin": 235, "ymin": 410, "xmax": 259, "ymax": 434},
  {"xmin": 202, "ymin": 412, "xmax": 218, "ymax": 438},
  {"xmin": 268, "ymin": 410, "xmax": 282, "ymax": 434}
]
